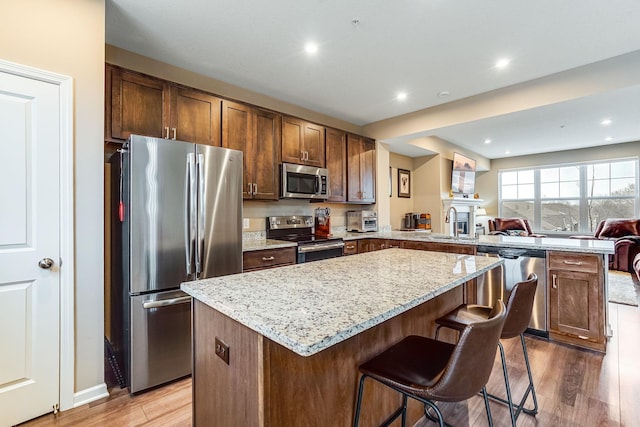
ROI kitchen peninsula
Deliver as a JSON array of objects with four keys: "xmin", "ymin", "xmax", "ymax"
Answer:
[{"xmin": 182, "ymin": 249, "xmax": 503, "ymax": 426}]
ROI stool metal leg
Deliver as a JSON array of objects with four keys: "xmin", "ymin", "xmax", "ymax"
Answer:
[
  {"xmin": 485, "ymin": 334, "xmax": 539, "ymax": 422},
  {"xmin": 481, "ymin": 386, "xmax": 495, "ymax": 427},
  {"xmin": 353, "ymin": 374, "xmax": 367, "ymax": 427}
]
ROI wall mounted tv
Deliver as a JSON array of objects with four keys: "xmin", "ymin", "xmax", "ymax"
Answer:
[{"xmin": 451, "ymin": 152, "xmax": 476, "ymax": 195}]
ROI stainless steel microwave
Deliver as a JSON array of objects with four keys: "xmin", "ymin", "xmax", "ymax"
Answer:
[{"xmin": 280, "ymin": 163, "xmax": 329, "ymax": 199}]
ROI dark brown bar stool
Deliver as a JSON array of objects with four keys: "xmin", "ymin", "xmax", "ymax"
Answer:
[
  {"xmin": 353, "ymin": 300, "xmax": 506, "ymax": 427},
  {"xmin": 435, "ymin": 273, "xmax": 539, "ymax": 426}
]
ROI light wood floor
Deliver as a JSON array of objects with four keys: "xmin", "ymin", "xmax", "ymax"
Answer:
[{"xmin": 21, "ymin": 302, "xmax": 640, "ymax": 427}]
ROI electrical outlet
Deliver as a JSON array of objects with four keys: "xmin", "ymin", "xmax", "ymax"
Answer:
[
  {"xmin": 243, "ymin": 218, "xmax": 250, "ymax": 229},
  {"xmin": 215, "ymin": 337, "xmax": 229, "ymax": 364}
]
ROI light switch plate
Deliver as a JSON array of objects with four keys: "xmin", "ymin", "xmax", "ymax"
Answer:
[{"xmin": 243, "ymin": 218, "xmax": 250, "ymax": 229}]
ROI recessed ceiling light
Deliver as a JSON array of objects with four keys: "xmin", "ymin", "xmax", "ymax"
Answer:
[
  {"xmin": 437, "ymin": 91, "xmax": 450, "ymax": 98},
  {"xmin": 601, "ymin": 119, "xmax": 612, "ymax": 126},
  {"xmin": 304, "ymin": 42, "xmax": 318, "ymax": 54},
  {"xmin": 605, "ymin": 136, "xmax": 613, "ymax": 142},
  {"xmin": 495, "ymin": 58, "xmax": 510, "ymax": 69},
  {"xmin": 396, "ymin": 92, "xmax": 407, "ymax": 101},
  {"xmin": 505, "ymin": 150, "xmax": 511, "ymax": 155},
  {"xmin": 483, "ymin": 139, "xmax": 492, "ymax": 144}
]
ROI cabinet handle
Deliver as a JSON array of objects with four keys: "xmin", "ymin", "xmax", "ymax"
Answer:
[
  {"xmin": 577, "ymin": 335, "xmax": 589, "ymax": 340},
  {"xmin": 248, "ymin": 183, "xmax": 252, "ymax": 194},
  {"xmin": 346, "ymin": 245, "xmax": 355, "ymax": 249},
  {"xmin": 552, "ymin": 274, "xmax": 557, "ymax": 289},
  {"xmin": 253, "ymin": 183, "xmax": 258, "ymax": 195},
  {"xmin": 262, "ymin": 256, "xmax": 275, "ymax": 261},
  {"xmin": 172, "ymin": 128, "xmax": 177, "ymax": 140},
  {"xmin": 563, "ymin": 260, "xmax": 583, "ymax": 266},
  {"xmin": 300, "ymin": 151, "xmax": 305, "ymax": 161},
  {"xmin": 164, "ymin": 127, "xmax": 170, "ymax": 139}
]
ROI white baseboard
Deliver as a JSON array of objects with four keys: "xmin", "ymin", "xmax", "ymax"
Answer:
[{"xmin": 73, "ymin": 383, "xmax": 109, "ymax": 408}]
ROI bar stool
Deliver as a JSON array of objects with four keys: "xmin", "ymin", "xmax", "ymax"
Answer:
[
  {"xmin": 353, "ymin": 300, "xmax": 506, "ymax": 427},
  {"xmin": 434, "ymin": 273, "xmax": 539, "ymax": 426}
]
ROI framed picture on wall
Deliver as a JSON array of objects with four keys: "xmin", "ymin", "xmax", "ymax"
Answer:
[{"xmin": 398, "ymin": 169, "xmax": 410, "ymax": 198}]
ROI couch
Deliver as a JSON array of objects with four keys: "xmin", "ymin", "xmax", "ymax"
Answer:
[
  {"xmin": 570, "ymin": 218, "xmax": 640, "ymax": 272},
  {"xmin": 488, "ymin": 217, "xmax": 546, "ymax": 238}
]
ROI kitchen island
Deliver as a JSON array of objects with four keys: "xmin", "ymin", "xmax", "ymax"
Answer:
[{"xmin": 181, "ymin": 249, "xmax": 503, "ymax": 426}]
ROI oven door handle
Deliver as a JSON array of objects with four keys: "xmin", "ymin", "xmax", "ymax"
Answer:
[{"xmin": 298, "ymin": 242, "xmax": 345, "ymax": 253}]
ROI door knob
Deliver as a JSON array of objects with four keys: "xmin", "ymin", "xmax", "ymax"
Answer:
[{"xmin": 38, "ymin": 258, "xmax": 54, "ymax": 269}]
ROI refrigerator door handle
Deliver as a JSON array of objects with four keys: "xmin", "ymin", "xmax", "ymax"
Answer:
[
  {"xmin": 186, "ymin": 153, "xmax": 196, "ymax": 275},
  {"xmin": 142, "ymin": 296, "xmax": 192, "ymax": 309},
  {"xmin": 196, "ymin": 153, "xmax": 205, "ymax": 276}
]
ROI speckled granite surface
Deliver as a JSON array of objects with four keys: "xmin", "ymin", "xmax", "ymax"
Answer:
[
  {"xmin": 182, "ymin": 249, "xmax": 503, "ymax": 357},
  {"xmin": 337, "ymin": 231, "xmax": 615, "ymax": 254},
  {"xmin": 242, "ymin": 238, "xmax": 296, "ymax": 252}
]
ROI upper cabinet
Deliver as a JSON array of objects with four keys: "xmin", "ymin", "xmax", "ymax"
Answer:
[
  {"xmin": 281, "ymin": 116, "xmax": 325, "ymax": 167},
  {"xmin": 325, "ymin": 127, "xmax": 347, "ymax": 202},
  {"xmin": 106, "ymin": 64, "xmax": 221, "ymax": 146},
  {"xmin": 222, "ymin": 100, "xmax": 280, "ymax": 200},
  {"xmin": 168, "ymin": 86, "xmax": 221, "ymax": 146},
  {"xmin": 347, "ymin": 134, "xmax": 376, "ymax": 203},
  {"xmin": 106, "ymin": 66, "xmax": 165, "ymax": 142}
]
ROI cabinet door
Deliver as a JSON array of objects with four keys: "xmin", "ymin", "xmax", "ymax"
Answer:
[
  {"xmin": 325, "ymin": 127, "xmax": 347, "ymax": 202},
  {"xmin": 281, "ymin": 116, "xmax": 325, "ymax": 167},
  {"xmin": 169, "ymin": 85, "xmax": 221, "ymax": 146},
  {"xmin": 360, "ymin": 138, "xmax": 376, "ymax": 203},
  {"xmin": 549, "ymin": 269, "xmax": 601, "ymax": 340},
  {"xmin": 303, "ymin": 122, "xmax": 325, "ymax": 167},
  {"xmin": 348, "ymin": 134, "xmax": 375, "ymax": 203},
  {"xmin": 108, "ymin": 66, "xmax": 165, "ymax": 141},
  {"xmin": 222, "ymin": 100, "xmax": 253, "ymax": 199},
  {"xmin": 281, "ymin": 116, "xmax": 304, "ymax": 165},
  {"xmin": 252, "ymin": 108, "xmax": 281, "ymax": 200},
  {"xmin": 343, "ymin": 241, "xmax": 358, "ymax": 255}
]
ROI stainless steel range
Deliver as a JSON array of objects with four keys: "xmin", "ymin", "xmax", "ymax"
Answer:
[{"xmin": 266, "ymin": 216, "xmax": 344, "ymax": 263}]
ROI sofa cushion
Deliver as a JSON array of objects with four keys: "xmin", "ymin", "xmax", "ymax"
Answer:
[
  {"xmin": 494, "ymin": 218, "xmax": 531, "ymax": 233},
  {"xmin": 598, "ymin": 218, "xmax": 640, "ymax": 239}
]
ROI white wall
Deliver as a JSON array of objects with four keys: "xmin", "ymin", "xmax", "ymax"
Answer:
[{"xmin": 1, "ymin": 0, "xmax": 106, "ymax": 395}]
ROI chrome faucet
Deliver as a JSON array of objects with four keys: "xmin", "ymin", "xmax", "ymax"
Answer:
[{"xmin": 446, "ymin": 206, "xmax": 458, "ymax": 238}]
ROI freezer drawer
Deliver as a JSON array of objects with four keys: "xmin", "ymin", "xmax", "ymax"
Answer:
[{"xmin": 130, "ymin": 289, "xmax": 192, "ymax": 393}]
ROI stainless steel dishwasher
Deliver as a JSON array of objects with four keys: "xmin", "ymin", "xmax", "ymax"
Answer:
[{"xmin": 476, "ymin": 245, "xmax": 548, "ymax": 337}]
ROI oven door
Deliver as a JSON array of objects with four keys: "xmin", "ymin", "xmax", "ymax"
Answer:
[
  {"xmin": 281, "ymin": 163, "xmax": 328, "ymax": 199},
  {"xmin": 297, "ymin": 241, "xmax": 345, "ymax": 263}
]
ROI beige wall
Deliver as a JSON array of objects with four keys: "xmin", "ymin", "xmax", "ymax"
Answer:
[
  {"xmin": 476, "ymin": 140, "xmax": 640, "ymax": 217},
  {"xmin": 2, "ymin": 0, "xmax": 106, "ymax": 394}
]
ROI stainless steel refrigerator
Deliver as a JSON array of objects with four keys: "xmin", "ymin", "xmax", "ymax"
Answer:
[{"xmin": 110, "ymin": 135, "xmax": 243, "ymax": 393}]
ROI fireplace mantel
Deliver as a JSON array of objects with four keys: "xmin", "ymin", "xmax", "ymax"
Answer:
[{"xmin": 442, "ymin": 198, "xmax": 484, "ymax": 237}]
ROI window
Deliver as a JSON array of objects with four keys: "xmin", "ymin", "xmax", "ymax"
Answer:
[{"xmin": 499, "ymin": 158, "xmax": 639, "ymax": 233}]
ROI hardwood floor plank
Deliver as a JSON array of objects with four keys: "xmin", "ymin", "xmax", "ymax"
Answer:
[{"xmin": 19, "ymin": 303, "xmax": 640, "ymax": 427}]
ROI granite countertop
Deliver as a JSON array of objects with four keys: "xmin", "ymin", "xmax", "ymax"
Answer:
[
  {"xmin": 182, "ymin": 249, "xmax": 503, "ymax": 357},
  {"xmin": 242, "ymin": 238, "xmax": 296, "ymax": 252},
  {"xmin": 336, "ymin": 231, "xmax": 615, "ymax": 254}
]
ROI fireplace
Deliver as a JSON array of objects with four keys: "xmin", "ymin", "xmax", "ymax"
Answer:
[{"xmin": 442, "ymin": 198, "xmax": 484, "ymax": 237}]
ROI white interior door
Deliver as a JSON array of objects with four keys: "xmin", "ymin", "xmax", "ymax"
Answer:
[{"xmin": 0, "ymin": 69, "xmax": 61, "ymax": 425}]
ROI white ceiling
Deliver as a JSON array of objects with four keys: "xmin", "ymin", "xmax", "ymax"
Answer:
[{"xmin": 106, "ymin": 0, "xmax": 640, "ymax": 159}]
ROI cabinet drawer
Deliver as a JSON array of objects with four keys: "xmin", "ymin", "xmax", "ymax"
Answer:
[
  {"xmin": 243, "ymin": 247, "xmax": 296, "ymax": 271},
  {"xmin": 343, "ymin": 241, "xmax": 358, "ymax": 255},
  {"xmin": 548, "ymin": 251, "xmax": 599, "ymax": 273}
]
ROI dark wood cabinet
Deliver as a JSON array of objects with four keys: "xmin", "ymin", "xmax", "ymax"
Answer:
[
  {"xmin": 168, "ymin": 86, "xmax": 221, "ymax": 146},
  {"xmin": 325, "ymin": 127, "xmax": 347, "ymax": 202},
  {"xmin": 106, "ymin": 64, "xmax": 222, "ymax": 146},
  {"xmin": 347, "ymin": 134, "xmax": 376, "ymax": 203},
  {"xmin": 281, "ymin": 116, "xmax": 325, "ymax": 167},
  {"xmin": 107, "ymin": 66, "xmax": 166, "ymax": 142},
  {"xmin": 222, "ymin": 101, "xmax": 280, "ymax": 200},
  {"xmin": 243, "ymin": 247, "xmax": 296, "ymax": 272},
  {"xmin": 357, "ymin": 239, "xmax": 387, "ymax": 253},
  {"xmin": 400, "ymin": 240, "xmax": 475, "ymax": 255},
  {"xmin": 343, "ymin": 241, "xmax": 358, "ymax": 255},
  {"xmin": 548, "ymin": 251, "xmax": 605, "ymax": 351}
]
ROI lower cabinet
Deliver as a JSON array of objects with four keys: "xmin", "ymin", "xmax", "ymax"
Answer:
[
  {"xmin": 343, "ymin": 241, "xmax": 358, "ymax": 255},
  {"xmin": 243, "ymin": 247, "xmax": 296, "ymax": 272},
  {"xmin": 400, "ymin": 240, "xmax": 476, "ymax": 255},
  {"xmin": 548, "ymin": 251, "xmax": 605, "ymax": 352}
]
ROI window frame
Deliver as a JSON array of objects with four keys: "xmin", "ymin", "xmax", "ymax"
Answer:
[{"xmin": 498, "ymin": 157, "xmax": 639, "ymax": 234}]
